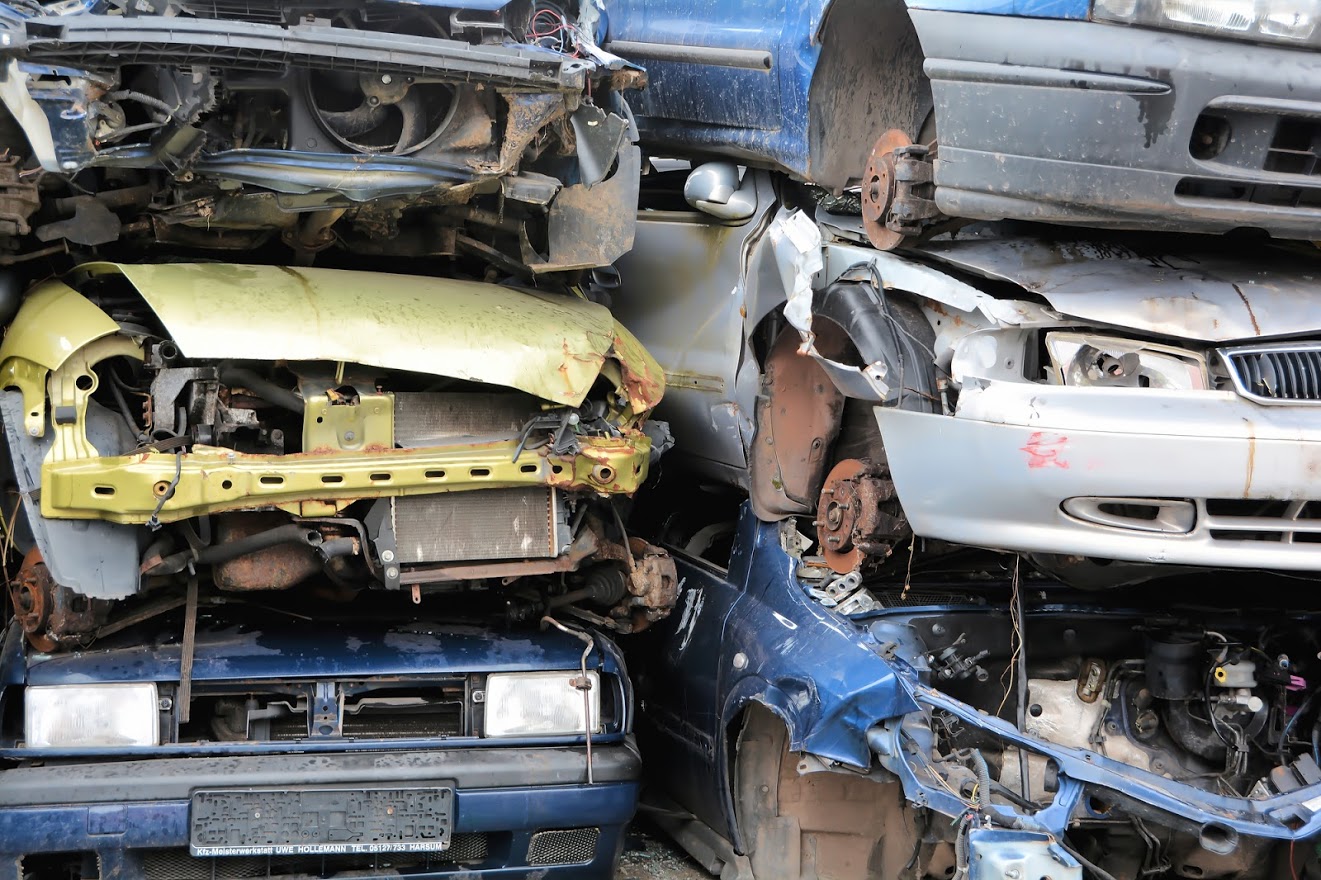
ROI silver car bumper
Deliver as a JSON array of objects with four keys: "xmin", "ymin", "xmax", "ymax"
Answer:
[{"xmin": 877, "ymin": 381, "xmax": 1321, "ymax": 568}]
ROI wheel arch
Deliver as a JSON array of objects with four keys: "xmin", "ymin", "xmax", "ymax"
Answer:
[{"xmin": 808, "ymin": 0, "xmax": 933, "ymax": 192}]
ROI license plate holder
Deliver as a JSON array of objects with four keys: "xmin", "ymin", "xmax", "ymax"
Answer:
[{"xmin": 189, "ymin": 785, "xmax": 454, "ymax": 856}]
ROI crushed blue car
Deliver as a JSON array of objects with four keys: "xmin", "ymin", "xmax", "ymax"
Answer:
[
  {"xmin": 603, "ymin": 0, "xmax": 1321, "ymax": 245},
  {"xmin": 0, "ymin": 600, "xmax": 640, "ymax": 879},
  {"xmin": 626, "ymin": 500, "xmax": 1321, "ymax": 880}
]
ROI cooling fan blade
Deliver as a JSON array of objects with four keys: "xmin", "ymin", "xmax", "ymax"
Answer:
[{"xmin": 308, "ymin": 72, "xmax": 456, "ymax": 156}]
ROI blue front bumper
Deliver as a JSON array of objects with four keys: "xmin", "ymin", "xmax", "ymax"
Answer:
[{"xmin": 0, "ymin": 743, "xmax": 641, "ymax": 880}]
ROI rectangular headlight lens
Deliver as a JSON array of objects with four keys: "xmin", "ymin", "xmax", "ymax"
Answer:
[
  {"xmin": 1045, "ymin": 332, "xmax": 1209, "ymax": 390},
  {"xmin": 484, "ymin": 671, "xmax": 600, "ymax": 737},
  {"xmin": 1094, "ymin": 0, "xmax": 1321, "ymax": 44},
  {"xmin": 25, "ymin": 683, "xmax": 160, "ymax": 748}
]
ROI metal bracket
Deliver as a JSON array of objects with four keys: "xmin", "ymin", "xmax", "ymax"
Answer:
[
  {"xmin": 310, "ymin": 681, "xmax": 343, "ymax": 737},
  {"xmin": 364, "ymin": 498, "xmax": 400, "ymax": 590}
]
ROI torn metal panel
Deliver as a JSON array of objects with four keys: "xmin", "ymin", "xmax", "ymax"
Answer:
[
  {"xmin": 78, "ymin": 262, "xmax": 622, "ymax": 408},
  {"xmin": 534, "ymin": 143, "xmax": 642, "ymax": 274},
  {"xmin": 911, "ymin": 234, "xmax": 1321, "ymax": 342}
]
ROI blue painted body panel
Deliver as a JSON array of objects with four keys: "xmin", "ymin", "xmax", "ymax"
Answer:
[
  {"xmin": 602, "ymin": 0, "xmax": 1084, "ymax": 181},
  {"xmin": 904, "ymin": 0, "xmax": 1089, "ymax": 16},
  {"xmin": 604, "ymin": 0, "xmax": 826, "ymax": 179},
  {"xmin": 634, "ymin": 504, "xmax": 1321, "ymax": 848},
  {"xmin": 23, "ymin": 620, "xmax": 607, "ymax": 685}
]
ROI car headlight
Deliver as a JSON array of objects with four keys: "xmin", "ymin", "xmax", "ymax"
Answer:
[
  {"xmin": 25, "ymin": 683, "xmax": 160, "ymax": 748},
  {"xmin": 484, "ymin": 671, "xmax": 600, "ymax": 737},
  {"xmin": 1093, "ymin": 0, "xmax": 1318, "ymax": 45},
  {"xmin": 1045, "ymin": 332, "xmax": 1209, "ymax": 390}
]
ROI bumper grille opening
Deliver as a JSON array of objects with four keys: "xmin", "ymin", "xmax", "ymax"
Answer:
[
  {"xmin": 1176, "ymin": 177, "xmax": 1321, "ymax": 209},
  {"xmin": 21, "ymin": 853, "xmax": 98, "ymax": 880},
  {"xmin": 1265, "ymin": 117, "xmax": 1321, "ymax": 177},
  {"xmin": 190, "ymin": 680, "xmax": 467, "ymax": 743},
  {"xmin": 1205, "ymin": 498, "xmax": 1321, "ymax": 544},
  {"xmin": 141, "ymin": 833, "xmax": 492, "ymax": 879},
  {"xmin": 526, "ymin": 827, "xmax": 600, "ymax": 866},
  {"xmin": 1224, "ymin": 347, "xmax": 1321, "ymax": 402}
]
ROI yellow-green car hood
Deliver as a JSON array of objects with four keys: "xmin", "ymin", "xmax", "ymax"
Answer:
[{"xmin": 76, "ymin": 262, "xmax": 662, "ymax": 410}]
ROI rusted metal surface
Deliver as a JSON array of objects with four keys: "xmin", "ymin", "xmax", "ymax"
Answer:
[
  {"xmin": 749, "ymin": 329, "xmax": 846, "ymax": 521},
  {"xmin": 0, "ymin": 155, "xmax": 40, "ymax": 237},
  {"xmin": 494, "ymin": 93, "xmax": 568, "ymax": 175},
  {"xmin": 601, "ymin": 538, "xmax": 679, "ymax": 632},
  {"xmin": 734, "ymin": 704, "xmax": 920, "ymax": 880},
  {"xmin": 533, "ymin": 143, "xmax": 642, "ymax": 274},
  {"xmin": 861, "ymin": 129, "xmax": 941, "ymax": 251},
  {"xmin": 9, "ymin": 548, "xmax": 110, "ymax": 651},
  {"xmin": 213, "ymin": 512, "xmax": 323, "ymax": 591},
  {"xmin": 815, "ymin": 458, "xmax": 907, "ymax": 574}
]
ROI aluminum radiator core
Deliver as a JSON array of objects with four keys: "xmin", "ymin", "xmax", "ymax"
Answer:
[
  {"xmin": 393, "ymin": 392, "xmax": 532, "ymax": 447},
  {"xmin": 393, "ymin": 488, "xmax": 559, "ymax": 564}
]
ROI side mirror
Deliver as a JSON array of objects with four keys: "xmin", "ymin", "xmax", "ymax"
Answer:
[{"xmin": 684, "ymin": 162, "xmax": 757, "ymax": 222}]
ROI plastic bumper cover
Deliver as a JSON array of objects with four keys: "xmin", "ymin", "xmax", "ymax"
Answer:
[
  {"xmin": 875, "ymin": 381, "xmax": 1321, "ymax": 568},
  {"xmin": 912, "ymin": 10, "xmax": 1321, "ymax": 237},
  {"xmin": 0, "ymin": 742, "xmax": 641, "ymax": 880}
]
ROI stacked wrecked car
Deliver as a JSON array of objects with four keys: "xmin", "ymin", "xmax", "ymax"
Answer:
[
  {"xmin": 598, "ymin": 1, "xmax": 1321, "ymax": 878},
  {"xmin": 0, "ymin": 1, "xmax": 674, "ymax": 877}
]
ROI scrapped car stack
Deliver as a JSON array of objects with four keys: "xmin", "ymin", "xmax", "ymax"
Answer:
[{"xmin": 1, "ymin": 0, "xmax": 1321, "ymax": 879}]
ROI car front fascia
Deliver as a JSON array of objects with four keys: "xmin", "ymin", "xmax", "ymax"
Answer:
[{"xmin": 0, "ymin": 620, "xmax": 640, "ymax": 877}]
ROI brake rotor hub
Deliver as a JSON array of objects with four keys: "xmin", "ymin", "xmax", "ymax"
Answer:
[
  {"xmin": 860, "ymin": 129, "xmax": 942, "ymax": 252},
  {"xmin": 815, "ymin": 458, "xmax": 907, "ymax": 574},
  {"xmin": 9, "ymin": 548, "xmax": 109, "ymax": 652}
]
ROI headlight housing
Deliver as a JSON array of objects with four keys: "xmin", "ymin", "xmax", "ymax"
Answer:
[
  {"xmin": 1093, "ymin": 0, "xmax": 1318, "ymax": 46},
  {"xmin": 25, "ymin": 683, "xmax": 160, "ymax": 748},
  {"xmin": 1046, "ymin": 333, "xmax": 1209, "ymax": 390},
  {"xmin": 484, "ymin": 671, "xmax": 601, "ymax": 737}
]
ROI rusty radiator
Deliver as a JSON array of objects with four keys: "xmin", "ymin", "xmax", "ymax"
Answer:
[{"xmin": 392, "ymin": 488, "xmax": 559, "ymax": 564}]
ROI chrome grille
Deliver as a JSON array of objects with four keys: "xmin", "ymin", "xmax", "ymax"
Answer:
[
  {"xmin": 1222, "ymin": 345, "xmax": 1321, "ymax": 403},
  {"xmin": 527, "ymin": 828, "xmax": 600, "ymax": 866}
]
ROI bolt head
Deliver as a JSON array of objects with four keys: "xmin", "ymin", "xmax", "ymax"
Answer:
[
  {"xmin": 381, "ymin": 74, "xmax": 393, "ymax": 84},
  {"xmin": 381, "ymin": 549, "xmax": 395, "ymax": 563},
  {"xmin": 27, "ymin": 426, "xmax": 39, "ymax": 436},
  {"xmin": 386, "ymin": 566, "xmax": 399, "ymax": 579}
]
